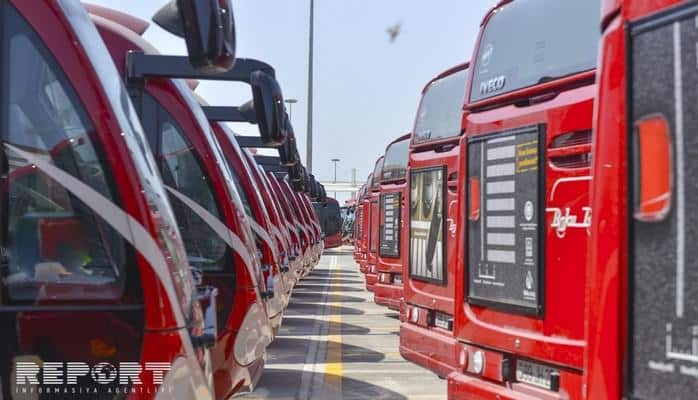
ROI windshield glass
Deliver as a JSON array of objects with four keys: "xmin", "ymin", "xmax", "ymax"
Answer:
[
  {"xmin": 371, "ymin": 159, "xmax": 384, "ymax": 190},
  {"xmin": 470, "ymin": 0, "xmax": 599, "ymax": 102},
  {"xmin": 174, "ymin": 80, "xmax": 253, "ymax": 233},
  {"xmin": 156, "ymin": 102, "xmax": 229, "ymax": 272},
  {"xmin": 2, "ymin": 8, "xmax": 127, "ymax": 303},
  {"xmin": 413, "ymin": 69, "xmax": 467, "ymax": 143},
  {"xmin": 218, "ymin": 125, "xmax": 268, "ymax": 223},
  {"xmin": 364, "ymin": 175, "xmax": 373, "ymax": 198},
  {"xmin": 381, "ymin": 138, "xmax": 410, "ymax": 181},
  {"xmin": 57, "ymin": 0, "xmax": 193, "ymax": 313}
]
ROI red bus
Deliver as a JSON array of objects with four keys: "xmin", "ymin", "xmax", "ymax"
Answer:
[
  {"xmin": 586, "ymin": 1, "xmax": 697, "ymax": 399},
  {"xmin": 93, "ymin": 11, "xmax": 278, "ymax": 397},
  {"xmin": 314, "ymin": 197, "xmax": 344, "ymax": 249},
  {"xmin": 400, "ymin": 63, "xmax": 468, "ymax": 378},
  {"xmin": 357, "ymin": 177, "xmax": 372, "ymax": 275},
  {"xmin": 353, "ymin": 185, "xmax": 367, "ymax": 261},
  {"xmin": 374, "ymin": 133, "xmax": 411, "ymax": 310},
  {"xmin": 212, "ymin": 124, "xmax": 293, "ymax": 331},
  {"xmin": 448, "ymin": 0, "xmax": 598, "ymax": 398},
  {"xmin": 0, "ymin": 0, "xmax": 234, "ymax": 397},
  {"xmin": 365, "ymin": 157, "xmax": 385, "ymax": 292},
  {"xmin": 264, "ymin": 169, "xmax": 309, "ymax": 277}
]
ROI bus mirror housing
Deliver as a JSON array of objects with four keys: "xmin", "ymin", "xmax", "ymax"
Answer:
[
  {"xmin": 288, "ymin": 163, "xmax": 303, "ymax": 182},
  {"xmin": 249, "ymin": 71, "xmax": 287, "ymax": 146},
  {"xmin": 309, "ymin": 175, "xmax": 320, "ymax": 199},
  {"xmin": 289, "ymin": 165, "xmax": 306, "ymax": 191},
  {"xmin": 153, "ymin": 0, "xmax": 236, "ymax": 73},
  {"xmin": 279, "ymin": 115, "xmax": 299, "ymax": 166},
  {"xmin": 319, "ymin": 185, "xmax": 327, "ymax": 202},
  {"xmin": 301, "ymin": 167, "xmax": 310, "ymax": 193}
]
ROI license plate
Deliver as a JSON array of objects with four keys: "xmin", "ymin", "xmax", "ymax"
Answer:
[
  {"xmin": 516, "ymin": 359, "xmax": 558, "ymax": 390},
  {"xmin": 434, "ymin": 312, "xmax": 453, "ymax": 331},
  {"xmin": 393, "ymin": 275, "xmax": 403, "ymax": 284}
]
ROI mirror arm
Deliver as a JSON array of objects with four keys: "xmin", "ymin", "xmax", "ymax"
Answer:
[
  {"xmin": 203, "ymin": 106, "xmax": 257, "ymax": 124},
  {"xmin": 254, "ymin": 155, "xmax": 283, "ymax": 167},
  {"xmin": 236, "ymin": 136, "xmax": 278, "ymax": 149},
  {"xmin": 126, "ymin": 52, "xmax": 276, "ymax": 81},
  {"xmin": 253, "ymin": 155, "xmax": 288, "ymax": 174}
]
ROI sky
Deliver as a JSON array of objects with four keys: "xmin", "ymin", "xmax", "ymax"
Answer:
[{"xmin": 89, "ymin": 0, "xmax": 494, "ymax": 201}]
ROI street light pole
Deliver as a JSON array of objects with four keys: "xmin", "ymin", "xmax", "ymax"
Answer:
[
  {"xmin": 306, "ymin": 0, "xmax": 314, "ymax": 173},
  {"xmin": 331, "ymin": 158, "xmax": 340, "ymax": 182},
  {"xmin": 285, "ymin": 98, "xmax": 298, "ymax": 121},
  {"xmin": 331, "ymin": 158, "xmax": 340, "ymax": 198}
]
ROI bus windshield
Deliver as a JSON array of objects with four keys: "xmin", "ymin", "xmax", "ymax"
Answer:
[
  {"xmin": 470, "ymin": 0, "xmax": 599, "ymax": 102},
  {"xmin": 381, "ymin": 139, "xmax": 410, "ymax": 181},
  {"xmin": 413, "ymin": 69, "xmax": 467, "ymax": 143}
]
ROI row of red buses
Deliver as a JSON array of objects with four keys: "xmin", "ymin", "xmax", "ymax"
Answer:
[
  {"xmin": 0, "ymin": 1, "xmax": 329, "ymax": 399},
  {"xmin": 357, "ymin": 0, "xmax": 698, "ymax": 399},
  {"xmin": 357, "ymin": 0, "xmax": 698, "ymax": 398},
  {"xmin": 354, "ymin": 134, "xmax": 411, "ymax": 312},
  {"xmin": 355, "ymin": 63, "xmax": 469, "ymax": 375}
]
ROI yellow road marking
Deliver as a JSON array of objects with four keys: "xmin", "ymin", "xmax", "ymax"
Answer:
[{"xmin": 324, "ymin": 255, "xmax": 343, "ymax": 392}]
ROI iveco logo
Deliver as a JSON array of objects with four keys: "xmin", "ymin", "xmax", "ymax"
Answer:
[{"xmin": 479, "ymin": 76, "xmax": 506, "ymax": 95}]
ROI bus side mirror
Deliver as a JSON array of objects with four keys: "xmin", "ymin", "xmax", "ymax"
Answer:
[
  {"xmin": 319, "ymin": 185, "xmax": 327, "ymax": 202},
  {"xmin": 288, "ymin": 163, "xmax": 303, "ymax": 183},
  {"xmin": 153, "ymin": 0, "xmax": 236, "ymax": 73},
  {"xmin": 279, "ymin": 115, "xmax": 299, "ymax": 166},
  {"xmin": 309, "ymin": 175, "xmax": 320, "ymax": 199},
  {"xmin": 249, "ymin": 71, "xmax": 287, "ymax": 146}
]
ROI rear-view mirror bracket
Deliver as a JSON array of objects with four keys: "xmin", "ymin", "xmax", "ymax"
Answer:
[{"xmin": 126, "ymin": 52, "xmax": 275, "ymax": 82}]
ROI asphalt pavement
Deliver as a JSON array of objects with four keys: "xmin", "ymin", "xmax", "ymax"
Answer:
[{"xmin": 242, "ymin": 247, "xmax": 447, "ymax": 400}]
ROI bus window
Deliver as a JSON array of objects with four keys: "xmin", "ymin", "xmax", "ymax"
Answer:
[
  {"xmin": 2, "ymin": 7, "xmax": 130, "ymax": 303},
  {"xmin": 156, "ymin": 103, "xmax": 228, "ymax": 272}
]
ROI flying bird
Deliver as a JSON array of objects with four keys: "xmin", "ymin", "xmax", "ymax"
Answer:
[{"xmin": 387, "ymin": 22, "xmax": 402, "ymax": 43}]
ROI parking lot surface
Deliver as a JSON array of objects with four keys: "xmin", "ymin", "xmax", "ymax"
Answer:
[{"xmin": 242, "ymin": 247, "xmax": 447, "ymax": 399}]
